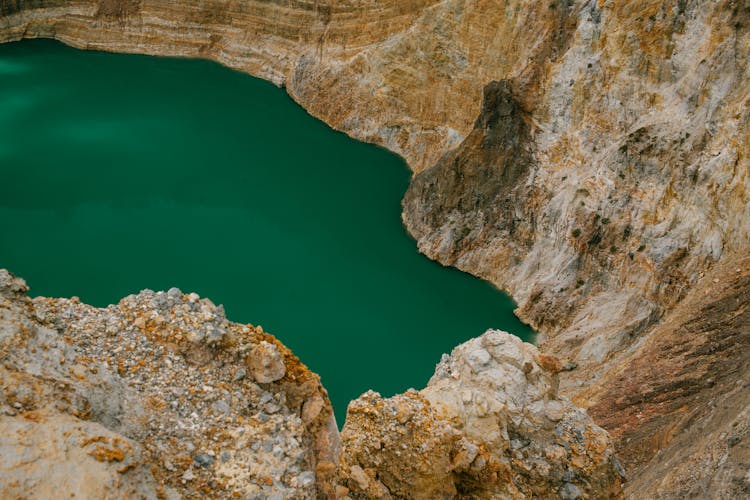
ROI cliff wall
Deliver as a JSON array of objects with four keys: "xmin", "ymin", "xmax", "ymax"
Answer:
[
  {"xmin": 2, "ymin": 1, "xmax": 750, "ymax": 497},
  {"xmin": 5, "ymin": 0, "xmax": 746, "ymax": 385}
]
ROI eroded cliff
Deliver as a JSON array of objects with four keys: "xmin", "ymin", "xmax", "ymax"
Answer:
[
  {"xmin": 403, "ymin": 0, "xmax": 750, "ymax": 391},
  {"xmin": 2, "ymin": 0, "xmax": 750, "ymax": 497}
]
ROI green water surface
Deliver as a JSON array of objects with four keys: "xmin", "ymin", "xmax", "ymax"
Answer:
[{"xmin": 0, "ymin": 39, "xmax": 533, "ymax": 420}]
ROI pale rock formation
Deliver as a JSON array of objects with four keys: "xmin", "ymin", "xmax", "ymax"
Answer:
[
  {"xmin": 401, "ymin": 0, "xmax": 750, "ymax": 396},
  {"xmin": 1, "ymin": 410, "xmax": 163, "ymax": 499},
  {"xmin": 339, "ymin": 330, "xmax": 625, "ymax": 498},
  {"xmin": 0, "ymin": 269, "xmax": 339, "ymax": 498}
]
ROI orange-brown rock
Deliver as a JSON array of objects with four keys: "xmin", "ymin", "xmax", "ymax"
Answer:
[{"xmin": 582, "ymin": 252, "xmax": 750, "ymax": 498}]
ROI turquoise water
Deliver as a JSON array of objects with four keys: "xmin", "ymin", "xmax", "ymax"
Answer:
[{"xmin": 0, "ymin": 39, "xmax": 533, "ymax": 420}]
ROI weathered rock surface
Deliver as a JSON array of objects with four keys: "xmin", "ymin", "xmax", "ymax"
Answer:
[
  {"xmin": 339, "ymin": 330, "xmax": 625, "ymax": 499},
  {"xmin": 404, "ymin": 0, "xmax": 750, "ymax": 391},
  {"xmin": 3, "ymin": 0, "xmax": 750, "ymax": 497},
  {"xmin": 1, "ymin": 269, "xmax": 623, "ymax": 498},
  {"xmin": 581, "ymin": 252, "xmax": 750, "ymax": 498},
  {"xmin": 1, "ymin": 410, "xmax": 163, "ymax": 499},
  {"xmin": 0, "ymin": 269, "xmax": 339, "ymax": 498}
]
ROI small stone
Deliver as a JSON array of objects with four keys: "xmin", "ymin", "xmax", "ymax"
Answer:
[
  {"xmin": 167, "ymin": 287, "xmax": 182, "ymax": 299},
  {"xmin": 187, "ymin": 292, "xmax": 200, "ymax": 303},
  {"xmin": 296, "ymin": 470, "xmax": 315, "ymax": 488},
  {"xmin": 204, "ymin": 325, "xmax": 226, "ymax": 345},
  {"xmin": 211, "ymin": 400, "xmax": 230, "ymax": 415},
  {"xmin": 301, "ymin": 395, "xmax": 324, "ymax": 424},
  {"xmin": 134, "ymin": 316, "xmax": 146, "ymax": 330},
  {"xmin": 545, "ymin": 444, "xmax": 567, "ymax": 461},
  {"xmin": 466, "ymin": 349, "xmax": 492, "ymax": 371},
  {"xmin": 545, "ymin": 401, "xmax": 565, "ymax": 422},
  {"xmin": 232, "ymin": 368, "xmax": 246, "ymax": 382},
  {"xmin": 348, "ymin": 465, "xmax": 370, "ymax": 491},
  {"xmin": 450, "ymin": 438, "xmax": 479, "ymax": 470},
  {"xmin": 181, "ymin": 469, "xmax": 195, "ymax": 481},
  {"xmin": 335, "ymin": 485, "xmax": 350, "ymax": 497},
  {"xmin": 152, "ymin": 292, "xmax": 168, "ymax": 309},
  {"xmin": 247, "ymin": 341, "xmax": 286, "ymax": 383},
  {"xmin": 193, "ymin": 454, "xmax": 215, "ymax": 467},
  {"xmin": 264, "ymin": 402, "xmax": 281, "ymax": 414},
  {"xmin": 560, "ymin": 482, "xmax": 581, "ymax": 499}
]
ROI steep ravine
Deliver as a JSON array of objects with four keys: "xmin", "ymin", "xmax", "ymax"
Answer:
[{"xmin": 2, "ymin": 0, "xmax": 750, "ymax": 498}]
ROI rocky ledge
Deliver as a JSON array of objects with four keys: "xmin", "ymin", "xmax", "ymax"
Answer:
[{"xmin": 0, "ymin": 269, "xmax": 624, "ymax": 498}]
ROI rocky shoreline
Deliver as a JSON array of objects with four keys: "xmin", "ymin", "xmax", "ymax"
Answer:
[
  {"xmin": 0, "ymin": 270, "xmax": 624, "ymax": 498},
  {"xmin": 2, "ymin": 0, "xmax": 749, "ymax": 497}
]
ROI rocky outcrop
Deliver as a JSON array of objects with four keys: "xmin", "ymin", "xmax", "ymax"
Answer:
[
  {"xmin": 338, "ymin": 330, "xmax": 625, "ymax": 499},
  {"xmin": 1, "ymin": 270, "xmax": 623, "ymax": 498},
  {"xmin": 0, "ymin": 269, "xmax": 339, "ymax": 498}
]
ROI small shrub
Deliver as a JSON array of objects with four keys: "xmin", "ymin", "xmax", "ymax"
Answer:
[
  {"xmin": 588, "ymin": 232, "xmax": 602, "ymax": 246},
  {"xmin": 572, "ymin": 228, "xmax": 582, "ymax": 238}
]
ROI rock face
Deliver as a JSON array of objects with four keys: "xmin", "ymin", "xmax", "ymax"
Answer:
[
  {"xmin": 0, "ymin": 269, "xmax": 339, "ymax": 498},
  {"xmin": 3, "ymin": 0, "xmax": 748, "ymax": 388},
  {"xmin": 581, "ymin": 252, "xmax": 750, "ymax": 498},
  {"xmin": 339, "ymin": 330, "xmax": 625, "ymax": 499},
  {"xmin": 400, "ymin": 0, "xmax": 750, "ymax": 396}
]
